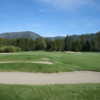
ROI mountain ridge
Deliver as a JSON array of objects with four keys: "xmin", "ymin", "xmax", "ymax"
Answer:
[
  {"xmin": 0, "ymin": 31, "xmax": 41, "ymax": 40},
  {"xmin": 0, "ymin": 31, "xmax": 65, "ymax": 40}
]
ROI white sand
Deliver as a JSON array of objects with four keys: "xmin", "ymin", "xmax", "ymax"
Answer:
[
  {"xmin": 0, "ymin": 61, "xmax": 53, "ymax": 64},
  {"xmin": 0, "ymin": 71, "xmax": 100, "ymax": 85}
]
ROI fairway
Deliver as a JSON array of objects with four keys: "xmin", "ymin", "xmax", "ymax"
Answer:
[
  {"xmin": 0, "ymin": 84, "xmax": 100, "ymax": 100},
  {"xmin": 0, "ymin": 51, "xmax": 100, "ymax": 73}
]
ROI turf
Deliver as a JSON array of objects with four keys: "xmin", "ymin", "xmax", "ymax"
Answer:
[
  {"xmin": 0, "ymin": 84, "xmax": 100, "ymax": 100},
  {"xmin": 0, "ymin": 51, "xmax": 100, "ymax": 72}
]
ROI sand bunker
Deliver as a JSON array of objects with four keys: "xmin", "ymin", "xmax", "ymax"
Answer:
[
  {"xmin": 32, "ymin": 61, "xmax": 53, "ymax": 64},
  {"xmin": 0, "ymin": 61, "xmax": 53, "ymax": 64},
  {"xmin": 41, "ymin": 58, "xmax": 50, "ymax": 61},
  {"xmin": 65, "ymin": 51, "xmax": 81, "ymax": 54},
  {"xmin": 0, "ymin": 71, "xmax": 100, "ymax": 85}
]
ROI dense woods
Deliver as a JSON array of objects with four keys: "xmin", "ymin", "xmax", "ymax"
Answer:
[{"xmin": 0, "ymin": 32, "xmax": 100, "ymax": 52}]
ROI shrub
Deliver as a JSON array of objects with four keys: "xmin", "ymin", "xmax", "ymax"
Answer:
[{"xmin": 0, "ymin": 46, "xmax": 22, "ymax": 53}]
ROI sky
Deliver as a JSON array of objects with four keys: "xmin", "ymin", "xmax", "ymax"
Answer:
[{"xmin": 0, "ymin": 0, "xmax": 100, "ymax": 36}]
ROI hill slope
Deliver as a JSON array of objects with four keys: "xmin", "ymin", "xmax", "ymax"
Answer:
[{"xmin": 0, "ymin": 31, "xmax": 41, "ymax": 40}]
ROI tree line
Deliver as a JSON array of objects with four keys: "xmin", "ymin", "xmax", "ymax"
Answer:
[{"xmin": 0, "ymin": 32, "xmax": 100, "ymax": 52}]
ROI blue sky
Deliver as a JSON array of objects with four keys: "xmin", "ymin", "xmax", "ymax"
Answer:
[{"xmin": 0, "ymin": 0, "xmax": 100, "ymax": 36}]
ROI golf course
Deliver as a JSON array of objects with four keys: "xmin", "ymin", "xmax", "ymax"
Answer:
[
  {"xmin": 0, "ymin": 51, "xmax": 100, "ymax": 72},
  {"xmin": 0, "ymin": 51, "xmax": 100, "ymax": 100},
  {"xmin": 1, "ymin": 0, "xmax": 100, "ymax": 99}
]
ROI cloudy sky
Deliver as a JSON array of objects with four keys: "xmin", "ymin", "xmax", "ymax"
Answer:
[{"xmin": 0, "ymin": 0, "xmax": 100, "ymax": 36}]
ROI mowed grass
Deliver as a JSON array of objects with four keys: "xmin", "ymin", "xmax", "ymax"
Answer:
[
  {"xmin": 0, "ymin": 51, "xmax": 100, "ymax": 72},
  {"xmin": 0, "ymin": 84, "xmax": 100, "ymax": 100}
]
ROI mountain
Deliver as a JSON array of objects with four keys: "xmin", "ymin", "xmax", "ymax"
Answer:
[{"xmin": 0, "ymin": 31, "xmax": 41, "ymax": 40}]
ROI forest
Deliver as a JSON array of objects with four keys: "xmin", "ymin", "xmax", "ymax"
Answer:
[{"xmin": 0, "ymin": 32, "xmax": 100, "ymax": 52}]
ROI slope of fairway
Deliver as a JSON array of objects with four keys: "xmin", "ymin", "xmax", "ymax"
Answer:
[
  {"xmin": 0, "ymin": 51, "xmax": 100, "ymax": 72},
  {"xmin": 0, "ymin": 84, "xmax": 100, "ymax": 100}
]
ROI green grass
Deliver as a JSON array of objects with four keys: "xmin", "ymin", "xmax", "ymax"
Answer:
[
  {"xmin": 0, "ymin": 84, "xmax": 100, "ymax": 100},
  {"xmin": 0, "ymin": 51, "xmax": 100, "ymax": 72}
]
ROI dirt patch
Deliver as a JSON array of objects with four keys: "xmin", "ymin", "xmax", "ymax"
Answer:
[{"xmin": 0, "ymin": 71, "xmax": 100, "ymax": 85}]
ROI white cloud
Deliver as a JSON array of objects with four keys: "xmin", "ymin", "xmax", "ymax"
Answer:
[{"xmin": 38, "ymin": 0, "xmax": 95, "ymax": 9}]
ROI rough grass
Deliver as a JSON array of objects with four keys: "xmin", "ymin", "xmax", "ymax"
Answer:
[
  {"xmin": 0, "ymin": 84, "xmax": 100, "ymax": 100},
  {"xmin": 0, "ymin": 51, "xmax": 100, "ymax": 72}
]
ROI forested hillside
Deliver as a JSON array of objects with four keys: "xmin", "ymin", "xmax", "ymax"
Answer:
[{"xmin": 0, "ymin": 32, "xmax": 100, "ymax": 52}]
